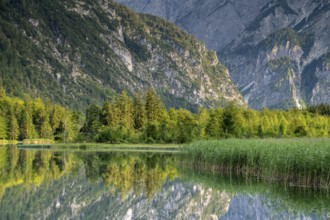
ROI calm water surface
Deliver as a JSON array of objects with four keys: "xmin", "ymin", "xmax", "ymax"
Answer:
[{"xmin": 0, "ymin": 145, "xmax": 329, "ymax": 219}]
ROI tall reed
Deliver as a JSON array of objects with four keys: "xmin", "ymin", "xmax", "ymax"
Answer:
[{"xmin": 183, "ymin": 138, "xmax": 330, "ymax": 188}]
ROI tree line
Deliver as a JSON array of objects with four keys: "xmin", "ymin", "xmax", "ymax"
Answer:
[
  {"xmin": 0, "ymin": 88, "xmax": 79, "ymax": 142},
  {"xmin": 1, "ymin": 87, "xmax": 329, "ymax": 144},
  {"xmin": 80, "ymin": 90, "xmax": 330, "ymax": 144}
]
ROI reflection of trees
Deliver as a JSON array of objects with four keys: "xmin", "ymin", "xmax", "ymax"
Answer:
[
  {"xmin": 0, "ymin": 147, "xmax": 178, "ymax": 201},
  {"xmin": 82, "ymin": 153, "xmax": 178, "ymax": 199},
  {"xmin": 0, "ymin": 146, "xmax": 72, "ymax": 200}
]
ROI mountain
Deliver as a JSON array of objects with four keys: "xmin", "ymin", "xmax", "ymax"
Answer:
[
  {"xmin": 115, "ymin": 0, "xmax": 270, "ymax": 52},
  {"xmin": 116, "ymin": 0, "xmax": 330, "ymax": 109},
  {"xmin": 0, "ymin": 0, "xmax": 244, "ymax": 111},
  {"xmin": 221, "ymin": 0, "xmax": 330, "ymax": 109}
]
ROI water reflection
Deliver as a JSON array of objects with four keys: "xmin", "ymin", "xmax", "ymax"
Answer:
[
  {"xmin": 81, "ymin": 152, "xmax": 178, "ymax": 199},
  {"xmin": 0, "ymin": 145, "xmax": 329, "ymax": 219}
]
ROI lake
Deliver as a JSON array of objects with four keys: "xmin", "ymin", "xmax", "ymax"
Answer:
[{"xmin": 0, "ymin": 145, "xmax": 329, "ymax": 219}]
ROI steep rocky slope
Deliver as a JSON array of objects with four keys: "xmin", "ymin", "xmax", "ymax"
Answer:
[
  {"xmin": 0, "ymin": 0, "xmax": 243, "ymax": 110},
  {"xmin": 115, "ymin": 0, "xmax": 270, "ymax": 51},
  {"xmin": 116, "ymin": 0, "xmax": 330, "ymax": 109},
  {"xmin": 221, "ymin": 0, "xmax": 330, "ymax": 109}
]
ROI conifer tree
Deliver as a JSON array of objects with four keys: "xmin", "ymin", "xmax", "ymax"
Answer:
[
  {"xmin": 102, "ymin": 101, "xmax": 120, "ymax": 127},
  {"xmin": 8, "ymin": 113, "xmax": 19, "ymax": 140},
  {"xmin": 20, "ymin": 111, "xmax": 36, "ymax": 140},
  {"xmin": 40, "ymin": 115, "xmax": 53, "ymax": 139},
  {"xmin": 133, "ymin": 92, "xmax": 146, "ymax": 130},
  {"xmin": 0, "ymin": 115, "xmax": 7, "ymax": 140},
  {"xmin": 83, "ymin": 104, "xmax": 101, "ymax": 135},
  {"xmin": 145, "ymin": 89, "xmax": 163, "ymax": 123},
  {"xmin": 117, "ymin": 91, "xmax": 133, "ymax": 128}
]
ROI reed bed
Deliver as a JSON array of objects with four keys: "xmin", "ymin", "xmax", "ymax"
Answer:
[{"xmin": 183, "ymin": 138, "xmax": 330, "ymax": 188}]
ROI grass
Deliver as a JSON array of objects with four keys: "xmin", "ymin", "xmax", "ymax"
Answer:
[{"xmin": 183, "ymin": 138, "xmax": 330, "ymax": 188}]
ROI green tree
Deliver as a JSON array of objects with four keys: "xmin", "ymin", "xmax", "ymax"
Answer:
[
  {"xmin": 117, "ymin": 91, "xmax": 134, "ymax": 128},
  {"xmin": 8, "ymin": 114, "xmax": 19, "ymax": 140},
  {"xmin": 222, "ymin": 103, "xmax": 242, "ymax": 137},
  {"xmin": 205, "ymin": 108, "xmax": 223, "ymax": 138},
  {"xmin": 144, "ymin": 122, "xmax": 159, "ymax": 143},
  {"xmin": 196, "ymin": 108, "xmax": 210, "ymax": 138},
  {"xmin": 176, "ymin": 109, "xmax": 196, "ymax": 143},
  {"xmin": 50, "ymin": 105, "xmax": 65, "ymax": 132},
  {"xmin": 20, "ymin": 111, "xmax": 36, "ymax": 140},
  {"xmin": 0, "ymin": 86, "xmax": 6, "ymax": 98},
  {"xmin": 32, "ymin": 98, "xmax": 47, "ymax": 134},
  {"xmin": 133, "ymin": 92, "xmax": 146, "ymax": 130},
  {"xmin": 278, "ymin": 118, "xmax": 288, "ymax": 137},
  {"xmin": 102, "ymin": 101, "xmax": 120, "ymax": 127},
  {"xmin": 82, "ymin": 104, "xmax": 102, "ymax": 136},
  {"xmin": 0, "ymin": 115, "xmax": 7, "ymax": 139},
  {"xmin": 144, "ymin": 89, "xmax": 163, "ymax": 123},
  {"xmin": 40, "ymin": 115, "xmax": 53, "ymax": 139}
]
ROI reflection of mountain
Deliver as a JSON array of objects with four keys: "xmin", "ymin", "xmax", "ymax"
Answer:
[
  {"xmin": 181, "ymin": 169, "xmax": 330, "ymax": 219},
  {"xmin": 221, "ymin": 194, "xmax": 327, "ymax": 220},
  {"xmin": 1, "ymin": 147, "xmax": 329, "ymax": 219},
  {"xmin": 1, "ymin": 174, "xmax": 231, "ymax": 219},
  {"xmin": 0, "ymin": 146, "xmax": 231, "ymax": 219}
]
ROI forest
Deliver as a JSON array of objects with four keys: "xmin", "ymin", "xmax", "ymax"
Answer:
[
  {"xmin": 0, "ymin": 88, "xmax": 329, "ymax": 144},
  {"xmin": 0, "ymin": 87, "xmax": 79, "ymax": 142},
  {"xmin": 80, "ymin": 90, "xmax": 330, "ymax": 144}
]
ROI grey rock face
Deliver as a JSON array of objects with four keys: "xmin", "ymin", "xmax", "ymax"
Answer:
[
  {"xmin": 115, "ymin": 0, "xmax": 330, "ymax": 109},
  {"xmin": 115, "ymin": 0, "xmax": 270, "ymax": 51},
  {"xmin": 221, "ymin": 0, "xmax": 330, "ymax": 109}
]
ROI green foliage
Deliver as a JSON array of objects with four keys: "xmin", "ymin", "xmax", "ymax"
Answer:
[
  {"xmin": 0, "ymin": 93, "xmax": 78, "ymax": 141},
  {"xmin": 144, "ymin": 89, "xmax": 164, "ymax": 123},
  {"xmin": 307, "ymin": 103, "xmax": 330, "ymax": 116},
  {"xmin": 175, "ymin": 109, "xmax": 196, "ymax": 143},
  {"xmin": 8, "ymin": 114, "xmax": 19, "ymax": 140},
  {"xmin": 80, "ymin": 91, "xmax": 330, "ymax": 144},
  {"xmin": 0, "ymin": 115, "xmax": 7, "ymax": 140},
  {"xmin": 82, "ymin": 104, "xmax": 102, "ymax": 137},
  {"xmin": 133, "ymin": 92, "xmax": 146, "ymax": 130},
  {"xmin": 20, "ymin": 111, "xmax": 36, "ymax": 140}
]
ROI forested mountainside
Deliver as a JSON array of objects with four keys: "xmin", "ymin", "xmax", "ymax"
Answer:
[
  {"xmin": 0, "ymin": 0, "xmax": 243, "ymax": 111},
  {"xmin": 116, "ymin": 0, "xmax": 330, "ymax": 109}
]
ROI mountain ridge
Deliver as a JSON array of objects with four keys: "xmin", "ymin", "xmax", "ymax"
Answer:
[
  {"xmin": 116, "ymin": 0, "xmax": 330, "ymax": 109},
  {"xmin": 0, "ymin": 0, "xmax": 244, "ymax": 111}
]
